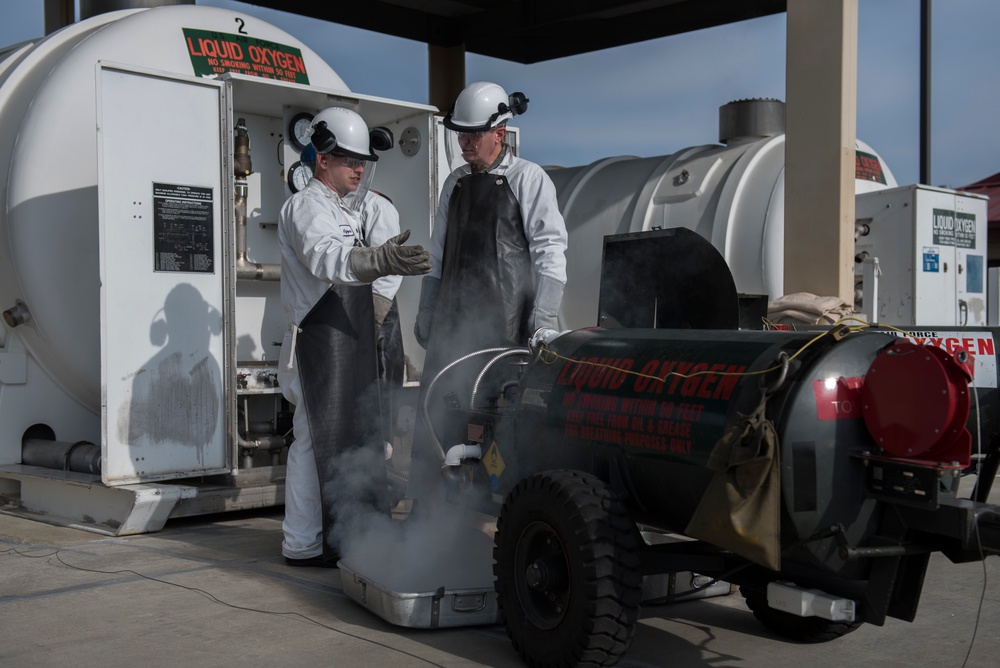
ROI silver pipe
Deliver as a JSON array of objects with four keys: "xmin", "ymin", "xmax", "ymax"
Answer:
[
  {"xmin": 469, "ymin": 348, "xmax": 531, "ymax": 408},
  {"xmin": 421, "ymin": 346, "xmax": 527, "ymax": 463},
  {"xmin": 237, "ymin": 434, "xmax": 287, "ymax": 469},
  {"xmin": 235, "ymin": 180, "xmax": 280, "ymax": 281},
  {"xmin": 237, "ymin": 433, "xmax": 286, "ymax": 451}
]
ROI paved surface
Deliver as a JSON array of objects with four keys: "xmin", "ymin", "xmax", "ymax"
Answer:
[{"xmin": 2, "ymin": 484, "xmax": 999, "ymax": 667}]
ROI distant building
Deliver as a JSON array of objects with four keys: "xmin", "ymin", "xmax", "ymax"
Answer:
[{"xmin": 961, "ymin": 171, "xmax": 1000, "ymax": 264}]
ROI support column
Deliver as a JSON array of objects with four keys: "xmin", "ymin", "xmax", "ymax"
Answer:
[
  {"xmin": 78, "ymin": 0, "xmax": 193, "ymax": 21},
  {"xmin": 428, "ymin": 43, "xmax": 466, "ymax": 112},
  {"xmin": 44, "ymin": 0, "xmax": 74, "ymax": 35},
  {"xmin": 784, "ymin": 0, "xmax": 858, "ymax": 303}
]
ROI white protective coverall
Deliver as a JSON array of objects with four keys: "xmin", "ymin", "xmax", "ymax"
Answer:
[
  {"xmin": 428, "ymin": 149, "xmax": 567, "ymax": 287},
  {"xmin": 277, "ymin": 177, "xmax": 370, "ymax": 560}
]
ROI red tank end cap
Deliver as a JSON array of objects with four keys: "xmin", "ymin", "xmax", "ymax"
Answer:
[{"xmin": 860, "ymin": 340, "xmax": 971, "ymax": 466}]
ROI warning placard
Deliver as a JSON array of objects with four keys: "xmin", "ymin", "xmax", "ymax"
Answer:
[
  {"xmin": 549, "ymin": 349, "xmax": 750, "ymax": 462},
  {"xmin": 886, "ymin": 330, "xmax": 996, "ymax": 388},
  {"xmin": 932, "ymin": 208, "xmax": 977, "ymax": 249},
  {"xmin": 183, "ymin": 28, "xmax": 309, "ymax": 84},
  {"xmin": 856, "ymin": 150, "xmax": 887, "ymax": 185},
  {"xmin": 153, "ymin": 183, "xmax": 214, "ymax": 274}
]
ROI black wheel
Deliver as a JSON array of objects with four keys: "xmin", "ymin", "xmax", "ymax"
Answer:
[
  {"xmin": 740, "ymin": 586, "xmax": 864, "ymax": 642},
  {"xmin": 493, "ymin": 470, "xmax": 643, "ymax": 667}
]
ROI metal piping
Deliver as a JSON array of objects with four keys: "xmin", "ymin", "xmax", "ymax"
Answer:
[
  {"xmin": 443, "ymin": 443, "xmax": 482, "ymax": 466},
  {"xmin": 469, "ymin": 348, "xmax": 532, "ymax": 408},
  {"xmin": 238, "ymin": 433, "xmax": 287, "ymax": 468},
  {"xmin": 235, "ymin": 180, "xmax": 280, "ymax": 281},
  {"xmin": 421, "ymin": 346, "xmax": 524, "ymax": 462},
  {"xmin": 22, "ymin": 438, "xmax": 101, "ymax": 474}
]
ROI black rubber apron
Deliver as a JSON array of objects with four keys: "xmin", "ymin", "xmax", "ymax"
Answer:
[
  {"xmin": 377, "ymin": 298, "xmax": 405, "ymax": 499},
  {"xmin": 423, "ymin": 172, "xmax": 533, "ymax": 388},
  {"xmin": 377, "ymin": 299, "xmax": 405, "ymax": 384},
  {"xmin": 294, "ymin": 283, "xmax": 389, "ymax": 558},
  {"xmin": 410, "ymin": 173, "xmax": 532, "ymax": 500}
]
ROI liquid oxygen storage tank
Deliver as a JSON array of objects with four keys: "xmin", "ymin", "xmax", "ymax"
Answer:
[
  {"xmin": 0, "ymin": 5, "xmax": 438, "ymax": 531},
  {"xmin": 549, "ymin": 99, "xmax": 900, "ymax": 329}
]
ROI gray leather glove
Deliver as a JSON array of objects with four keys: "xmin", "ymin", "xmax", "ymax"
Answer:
[
  {"xmin": 414, "ymin": 276, "xmax": 440, "ymax": 349},
  {"xmin": 350, "ymin": 229, "xmax": 432, "ymax": 283},
  {"xmin": 373, "ymin": 293, "xmax": 393, "ymax": 334},
  {"xmin": 528, "ymin": 275, "xmax": 564, "ymax": 334}
]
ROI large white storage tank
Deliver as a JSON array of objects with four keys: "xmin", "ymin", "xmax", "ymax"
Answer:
[
  {"xmin": 0, "ymin": 6, "xmax": 349, "ymax": 415},
  {"xmin": 546, "ymin": 99, "xmax": 899, "ymax": 329},
  {"xmin": 0, "ymin": 5, "xmax": 438, "ymax": 531}
]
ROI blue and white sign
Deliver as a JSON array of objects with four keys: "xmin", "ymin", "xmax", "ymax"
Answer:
[{"xmin": 922, "ymin": 247, "xmax": 940, "ymax": 272}]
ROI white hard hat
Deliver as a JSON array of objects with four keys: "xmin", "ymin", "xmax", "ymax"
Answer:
[
  {"xmin": 443, "ymin": 81, "xmax": 529, "ymax": 132},
  {"xmin": 308, "ymin": 107, "xmax": 393, "ymax": 161}
]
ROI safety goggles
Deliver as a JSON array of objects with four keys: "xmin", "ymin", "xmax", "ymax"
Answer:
[
  {"xmin": 332, "ymin": 154, "xmax": 366, "ymax": 169},
  {"xmin": 457, "ymin": 130, "xmax": 495, "ymax": 144}
]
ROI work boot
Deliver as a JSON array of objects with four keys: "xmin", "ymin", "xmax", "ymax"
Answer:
[{"xmin": 284, "ymin": 554, "xmax": 339, "ymax": 568}]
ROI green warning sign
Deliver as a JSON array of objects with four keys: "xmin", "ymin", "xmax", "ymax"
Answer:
[
  {"xmin": 932, "ymin": 208, "xmax": 977, "ymax": 249},
  {"xmin": 183, "ymin": 28, "xmax": 309, "ymax": 84},
  {"xmin": 855, "ymin": 150, "xmax": 886, "ymax": 185}
]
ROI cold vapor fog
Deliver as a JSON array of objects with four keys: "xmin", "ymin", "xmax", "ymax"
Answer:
[{"xmin": 319, "ymin": 370, "xmax": 497, "ymax": 592}]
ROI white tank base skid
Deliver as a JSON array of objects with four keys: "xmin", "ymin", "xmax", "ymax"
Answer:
[{"xmin": 0, "ymin": 465, "xmax": 284, "ymax": 535}]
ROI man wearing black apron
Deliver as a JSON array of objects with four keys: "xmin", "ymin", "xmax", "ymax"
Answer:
[
  {"xmin": 277, "ymin": 106, "xmax": 431, "ymax": 567},
  {"xmin": 410, "ymin": 82, "xmax": 569, "ymax": 503}
]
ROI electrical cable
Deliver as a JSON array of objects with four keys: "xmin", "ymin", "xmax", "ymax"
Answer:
[
  {"xmin": 642, "ymin": 562, "xmax": 751, "ymax": 607},
  {"xmin": 960, "ymin": 519, "xmax": 989, "ymax": 668},
  {"xmin": 1, "ymin": 546, "xmax": 446, "ymax": 668}
]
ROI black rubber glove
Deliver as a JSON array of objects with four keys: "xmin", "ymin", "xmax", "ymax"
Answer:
[
  {"xmin": 350, "ymin": 230, "xmax": 432, "ymax": 282},
  {"xmin": 413, "ymin": 276, "xmax": 440, "ymax": 349}
]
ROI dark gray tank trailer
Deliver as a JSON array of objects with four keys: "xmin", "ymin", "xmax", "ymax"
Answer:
[{"xmin": 425, "ymin": 229, "xmax": 1000, "ymax": 666}]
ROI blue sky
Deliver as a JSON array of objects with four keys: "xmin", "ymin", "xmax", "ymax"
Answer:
[{"xmin": 2, "ymin": 0, "xmax": 997, "ymax": 188}]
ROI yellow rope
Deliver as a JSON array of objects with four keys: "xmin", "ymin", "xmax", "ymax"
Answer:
[{"xmin": 536, "ymin": 318, "xmax": 879, "ymax": 386}]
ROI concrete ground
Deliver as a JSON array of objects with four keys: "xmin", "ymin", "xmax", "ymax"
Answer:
[{"xmin": 2, "ymin": 485, "xmax": 999, "ymax": 668}]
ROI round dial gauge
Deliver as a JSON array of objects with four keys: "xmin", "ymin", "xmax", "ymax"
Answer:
[
  {"xmin": 288, "ymin": 112, "xmax": 315, "ymax": 150},
  {"xmin": 287, "ymin": 160, "xmax": 314, "ymax": 193}
]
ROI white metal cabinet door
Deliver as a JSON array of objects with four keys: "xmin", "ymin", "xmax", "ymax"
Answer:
[{"xmin": 97, "ymin": 63, "xmax": 230, "ymax": 484}]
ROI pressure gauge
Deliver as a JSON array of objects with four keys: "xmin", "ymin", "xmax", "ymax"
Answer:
[
  {"xmin": 287, "ymin": 111, "xmax": 314, "ymax": 150},
  {"xmin": 287, "ymin": 160, "xmax": 313, "ymax": 193}
]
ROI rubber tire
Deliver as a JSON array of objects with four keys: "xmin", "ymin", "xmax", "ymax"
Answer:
[
  {"xmin": 494, "ymin": 470, "xmax": 643, "ymax": 667},
  {"xmin": 740, "ymin": 586, "xmax": 864, "ymax": 643}
]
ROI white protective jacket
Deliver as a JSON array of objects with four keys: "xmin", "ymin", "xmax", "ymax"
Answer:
[{"xmin": 429, "ymin": 149, "xmax": 568, "ymax": 285}]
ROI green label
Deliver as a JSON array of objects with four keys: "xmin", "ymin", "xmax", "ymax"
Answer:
[
  {"xmin": 183, "ymin": 28, "xmax": 309, "ymax": 84},
  {"xmin": 932, "ymin": 208, "xmax": 977, "ymax": 248},
  {"xmin": 855, "ymin": 150, "xmax": 887, "ymax": 185}
]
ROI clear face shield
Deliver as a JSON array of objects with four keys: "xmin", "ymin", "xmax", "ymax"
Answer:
[
  {"xmin": 342, "ymin": 157, "xmax": 377, "ymax": 213},
  {"xmin": 444, "ymin": 128, "xmax": 488, "ymax": 171},
  {"xmin": 343, "ymin": 125, "xmax": 391, "ymax": 212}
]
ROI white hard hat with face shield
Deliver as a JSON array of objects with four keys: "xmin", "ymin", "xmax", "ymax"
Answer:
[
  {"xmin": 304, "ymin": 106, "xmax": 394, "ymax": 209},
  {"xmin": 443, "ymin": 81, "xmax": 529, "ymax": 132}
]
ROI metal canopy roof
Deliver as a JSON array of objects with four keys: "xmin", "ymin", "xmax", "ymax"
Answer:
[{"xmin": 242, "ymin": 0, "xmax": 787, "ymax": 64}]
